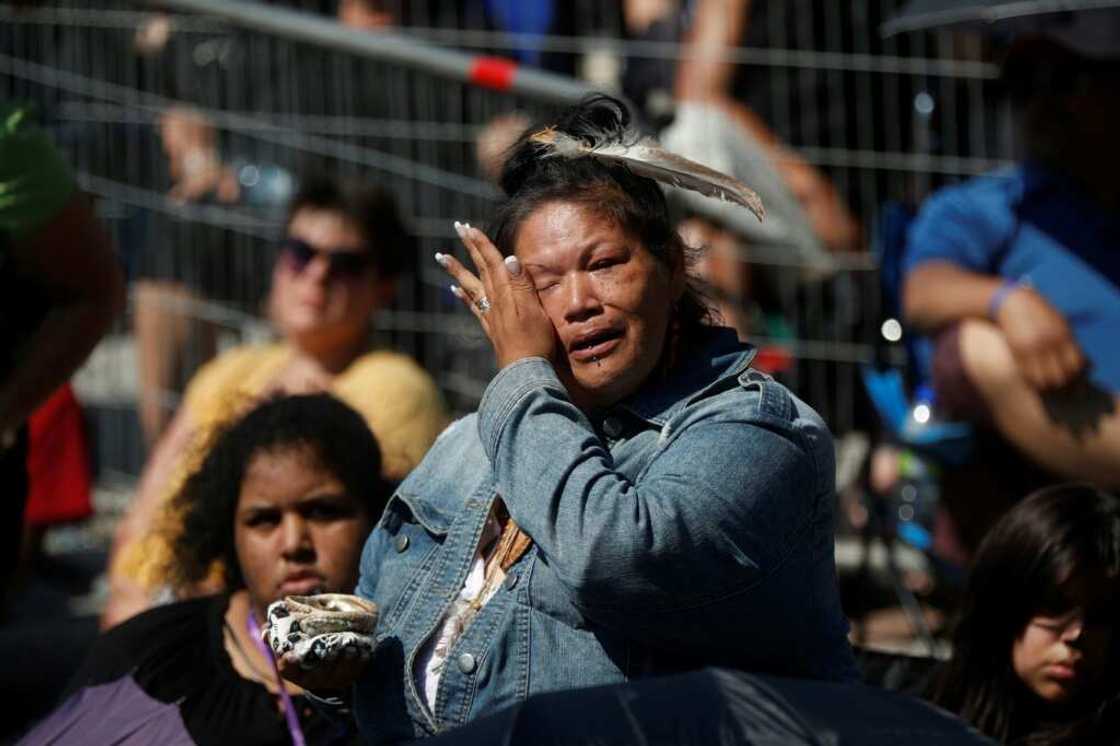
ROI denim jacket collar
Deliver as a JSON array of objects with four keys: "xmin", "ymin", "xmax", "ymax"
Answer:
[{"xmin": 615, "ymin": 326, "xmax": 757, "ymax": 428}]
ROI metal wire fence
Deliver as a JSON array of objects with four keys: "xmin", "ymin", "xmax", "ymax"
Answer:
[{"xmin": 1, "ymin": 0, "xmax": 1018, "ymax": 484}]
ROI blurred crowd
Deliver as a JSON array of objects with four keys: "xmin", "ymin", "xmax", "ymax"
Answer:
[{"xmin": 2, "ymin": 1, "xmax": 1119, "ymax": 745}]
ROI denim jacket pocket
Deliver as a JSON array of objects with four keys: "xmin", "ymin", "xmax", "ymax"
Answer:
[
  {"xmin": 385, "ymin": 491, "xmax": 454, "ymax": 537},
  {"xmin": 374, "ymin": 493, "xmax": 448, "ymax": 633}
]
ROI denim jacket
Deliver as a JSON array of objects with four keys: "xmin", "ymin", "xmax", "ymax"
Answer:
[{"xmin": 354, "ymin": 327, "xmax": 857, "ymax": 743}]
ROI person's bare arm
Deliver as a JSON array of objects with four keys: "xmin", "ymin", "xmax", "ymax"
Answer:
[
  {"xmin": 673, "ymin": 0, "xmax": 750, "ymax": 102},
  {"xmin": 720, "ymin": 102, "xmax": 863, "ymax": 252},
  {"xmin": 0, "ymin": 194, "xmax": 125, "ymax": 433},
  {"xmin": 902, "ymin": 261, "xmax": 1001, "ymax": 331},
  {"xmin": 160, "ymin": 108, "xmax": 239, "ymax": 204},
  {"xmin": 671, "ymin": 0, "xmax": 862, "ymax": 251},
  {"xmin": 904, "ymin": 261, "xmax": 1084, "ymax": 390}
]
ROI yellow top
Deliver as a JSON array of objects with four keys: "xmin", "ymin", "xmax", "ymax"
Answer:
[{"xmin": 114, "ymin": 343, "xmax": 448, "ymax": 591}]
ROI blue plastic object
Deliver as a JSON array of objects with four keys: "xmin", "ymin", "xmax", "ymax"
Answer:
[
  {"xmin": 860, "ymin": 365, "xmax": 973, "ymax": 465},
  {"xmin": 898, "ymin": 521, "xmax": 933, "ymax": 551},
  {"xmin": 484, "ymin": 0, "xmax": 556, "ymax": 66}
]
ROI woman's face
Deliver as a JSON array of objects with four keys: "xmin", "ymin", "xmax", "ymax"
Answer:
[
  {"xmin": 271, "ymin": 207, "xmax": 393, "ymax": 349},
  {"xmin": 514, "ymin": 200, "xmax": 684, "ymax": 411},
  {"xmin": 1012, "ymin": 602, "xmax": 1113, "ymax": 705},
  {"xmin": 234, "ymin": 445, "xmax": 372, "ymax": 616}
]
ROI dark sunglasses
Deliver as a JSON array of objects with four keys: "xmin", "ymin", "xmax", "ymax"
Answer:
[{"xmin": 281, "ymin": 237, "xmax": 375, "ymax": 279}]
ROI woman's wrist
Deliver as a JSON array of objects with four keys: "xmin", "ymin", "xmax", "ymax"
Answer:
[
  {"xmin": 987, "ymin": 277, "xmax": 1029, "ymax": 322},
  {"xmin": 477, "ymin": 356, "xmax": 567, "ymax": 461}
]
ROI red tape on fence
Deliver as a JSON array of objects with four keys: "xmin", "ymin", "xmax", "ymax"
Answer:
[{"xmin": 469, "ymin": 56, "xmax": 517, "ymax": 91}]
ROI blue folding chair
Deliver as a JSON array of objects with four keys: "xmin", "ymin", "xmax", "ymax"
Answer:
[
  {"xmin": 855, "ymin": 201, "xmax": 974, "ymax": 651},
  {"xmin": 864, "ymin": 200, "xmax": 974, "ymax": 466}
]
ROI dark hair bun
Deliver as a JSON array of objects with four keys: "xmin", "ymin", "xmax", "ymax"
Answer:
[{"xmin": 499, "ymin": 95, "xmax": 633, "ymax": 197}]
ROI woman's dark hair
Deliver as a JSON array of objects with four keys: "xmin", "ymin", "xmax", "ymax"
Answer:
[
  {"xmin": 170, "ymin": 393, "xmax": 389, "ymax": 590},
  {"xmin": 287, "ymin": 174, "xmax": 417, "ymax": 279},
  {"xmin": 489, "ymin": 95, "xmax": 711, "ymax": 332},
  {"xmin": 930, "ymin": 483, "xmax": 1120, "ymax": 744}
]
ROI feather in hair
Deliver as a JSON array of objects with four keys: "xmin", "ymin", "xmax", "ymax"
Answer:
[{"xmin": 530, "ymin": 127, "xmax": 764, "ymax": 222}]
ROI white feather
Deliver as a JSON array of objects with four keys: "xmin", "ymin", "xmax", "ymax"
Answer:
[{"xmin": 531, "ymin": 127, "xmax": 764, "ymax": 221}]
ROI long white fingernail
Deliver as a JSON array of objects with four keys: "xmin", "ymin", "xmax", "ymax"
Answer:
[
  {"xmin": 504, "ymin": 255, "xmax": 522, "ymax": 276},
  {"xmin": 434, "ymin": 252, "xmax": 449, "ymax": 267},
  {"xmin": 450, "ymin": 284, "xmax": 464, "ymax": 298}
]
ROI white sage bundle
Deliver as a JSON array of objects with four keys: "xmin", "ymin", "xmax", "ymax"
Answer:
[{"xmin": 265, "ymin": 593, "xmax": 379, "ymax": 670}]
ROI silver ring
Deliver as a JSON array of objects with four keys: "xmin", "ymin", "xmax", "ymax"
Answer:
[{"xmin": 475, "ymin": 296, "xmax": 492, "ymax": 314}]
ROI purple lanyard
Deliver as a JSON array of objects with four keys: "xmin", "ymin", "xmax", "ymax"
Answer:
[{"xmin": 247, "ymin": 610, "xmax": 308, "ymax": 746}]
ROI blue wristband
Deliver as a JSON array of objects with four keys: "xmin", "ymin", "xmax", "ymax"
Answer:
[{"xmin": 987, "ymin": 278, "xmax": 1024, "ymax": 320}]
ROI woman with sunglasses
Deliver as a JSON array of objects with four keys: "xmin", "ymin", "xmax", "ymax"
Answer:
[{"xmin": 104, "ymin": 175, "xmax": 447, "ymax": 629}]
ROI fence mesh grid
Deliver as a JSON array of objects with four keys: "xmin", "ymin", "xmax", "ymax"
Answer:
[{"xmin": 1, "ymin": 0, "xmax": 1018, "ymax": 483}]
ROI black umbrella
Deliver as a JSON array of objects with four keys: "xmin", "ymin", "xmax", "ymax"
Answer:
[
  {"xmin": 882, "ymin": 0, "xmax": 1120, "ymax": 35},
  {"xmin": 425, "ymin": 668, "xmax": 994, "ymax": 746}
]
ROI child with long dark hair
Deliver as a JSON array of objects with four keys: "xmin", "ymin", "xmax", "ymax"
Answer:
[{"xmin": 930, "ymin": 484, "xmax": 1120, "ymax": 744}]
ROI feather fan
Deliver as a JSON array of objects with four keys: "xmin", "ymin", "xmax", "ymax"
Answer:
[{"xmin": 530, "ymin": 127, "xmax": 764, "ymax": 222}]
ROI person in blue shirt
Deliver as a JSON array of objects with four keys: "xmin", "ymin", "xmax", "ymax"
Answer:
[{"xmin": 902, "ymin": 25, "xmax": 1120, "ymax": 493}]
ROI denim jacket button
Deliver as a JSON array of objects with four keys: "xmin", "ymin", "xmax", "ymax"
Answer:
[
  {"xmin": 503, "ymin": 572, "xmax": 518, "ymax": 591},
  {"xmin": 603, "ymin": 417, "xmax": 624, "ymax": 438},
  {"xmin": 457, "ymin": 653, "xmax": 476, "ymax": 674},
  {"xmin": 395, "ymin": 534, "xmax": 410, "ymax": 553}
]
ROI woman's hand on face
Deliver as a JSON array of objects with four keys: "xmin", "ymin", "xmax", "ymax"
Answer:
[{"xmin": 437, "ymin": 222, "xmax": 557, "ymax": 369}]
